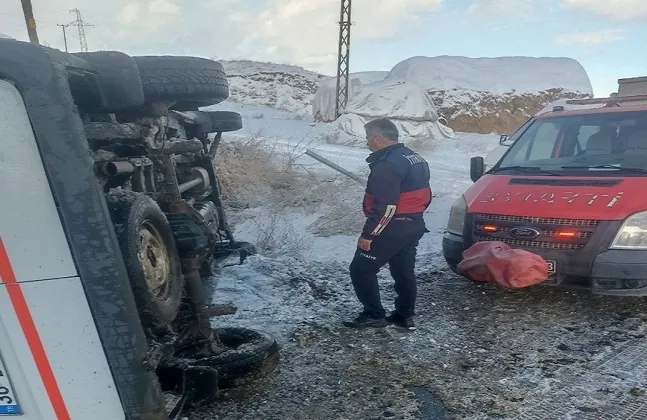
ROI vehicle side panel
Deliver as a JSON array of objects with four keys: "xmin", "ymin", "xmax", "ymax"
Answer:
[
  {"xmin": 0, "ymin": 278, "xmax": 125, "ymax": 420},
  {"xmin": 0, "ymin": 39, "xmax": 167, "ymax": 419}
]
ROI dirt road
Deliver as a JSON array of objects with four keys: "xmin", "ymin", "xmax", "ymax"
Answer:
[{"xmin": 191, "ymin": 255, "xmax": 647, "ymax": 420}]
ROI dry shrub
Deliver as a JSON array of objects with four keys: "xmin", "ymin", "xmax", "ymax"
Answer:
[
  {"xmin": 215, "ymin": 132, "xmax": 296, "ymax": 209},
  {"xmin": 215, "ymin": 132, "xmax": 350, "ymax": 255},
  {"xmin": 250, "ymin": 210, "xmax": 307, "ymax": 257},
  {"xmin": 307, "ymin": 178, "xmax": 366, "ymax": 237}
]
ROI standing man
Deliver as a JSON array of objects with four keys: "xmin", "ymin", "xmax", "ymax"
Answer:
[{"xmin": 344, "ymin": 118, "xmax": 431, "ymax": 331}]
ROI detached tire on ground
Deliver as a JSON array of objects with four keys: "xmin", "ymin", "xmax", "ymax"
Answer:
[
  {"xmin": 207, "ymin": 111, "xmax": 243, "ymax": 132},
  {"xmin": 183, "ymin": 327, "xmax": 280, "ymax": 388},
  {"xmin": 133, "ymin": 56, "xmax": 229, "ymax": 111},
  {"xmin": 106, "ymin": 190, "xmax": 184, "ymax": 329}
]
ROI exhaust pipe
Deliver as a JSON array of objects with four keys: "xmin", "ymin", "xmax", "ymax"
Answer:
[{"xmin": 96, "ymin": 161, "xmax": 135, "ymax": 177}]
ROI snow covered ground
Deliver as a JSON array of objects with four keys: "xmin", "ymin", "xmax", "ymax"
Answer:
[
  {"xmin": 205, "ymin": 101, "xmax": 496, "ymax": 270},
  {"xmin": 190, "ymin": 103, "xmax": 647, "ymax": 420}
]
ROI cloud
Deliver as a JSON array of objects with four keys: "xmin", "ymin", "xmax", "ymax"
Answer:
[
  {"xmin": 118, "ymin": 3, "xmax": 140, "ymax": 24},
  {"xmin": 149, "ymin": 0, "xmax": 180, "ymax": 14},
  {"xmin": 555, "ymin": 29, "xmax": 625, "ymax": 45},
  {"xmin": 562, "ymin": 0, "xmax": 647, "ymax": 21},
  {"xmin": 0, "ymin": 0, "xmax": 442, "ymax": 74},
  {"xmin": 226, "ymin": 0, "xmax": 443, "ymax": 72},
  {"xmin": 467, "ymin": 0, "xmax": 536, "ymax": 20}
]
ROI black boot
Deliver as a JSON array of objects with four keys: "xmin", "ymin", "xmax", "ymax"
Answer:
[
  {"xmin": 343, "ymin": 312, "xmax": 387, "ymax": 329},
  {"xmin": 386, "ymin": 311, "xmax": 416, "ymax": 330}
]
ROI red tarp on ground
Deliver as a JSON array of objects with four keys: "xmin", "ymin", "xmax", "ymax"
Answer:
[{"xmin": 456, "ymin": 241, "xmax": 549, "ymax": 289}]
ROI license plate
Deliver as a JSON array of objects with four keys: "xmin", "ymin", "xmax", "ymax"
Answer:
[
  {"xmin": 546, "ymin": 260, "xmax": 556, "ymax": 274},
  {"xmin": 0, "ymin": 354, "xmax": 21, "ymax": 415}
]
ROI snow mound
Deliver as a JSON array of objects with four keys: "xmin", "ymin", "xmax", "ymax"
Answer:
[
  {"xmin": 334, "ymin": 78, "xmax": 454, "ymax": 146},
  {"xmin": 221, "ymin": 60, "xmax": 327, "ymax": 116},
  {"xmin": 388, "ymin": 56, "xmax": 593, "ymax": 95},
  {"xmin": 0, "ymin": 33, "xmax": 14, "ymax": 40},
  {"xmin": 344, "ymin": 78, "xmax": 438, "ymax": 121},
  {"xmin": 384, "ymin": 56, "xmax": 594, "ymax": 134},
  {"xmin": 312, "ymin": 71, "xmax": 388, "ymax": 122}
]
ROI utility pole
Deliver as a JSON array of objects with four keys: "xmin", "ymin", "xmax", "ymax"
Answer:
[
  {"xmin": 20, "ymin": 0, "xmax": 39, "ymax": 44},
  {"xmin": 334, "ymin": 0, "xmax": 352, "ymax": 120},
  {"xmin": 57, "ymin": 24, "xmax": 69, "ymax": 52},
  {"xmin": 66, "ymin": 8, "xmax": 93, "ymax": 52}
]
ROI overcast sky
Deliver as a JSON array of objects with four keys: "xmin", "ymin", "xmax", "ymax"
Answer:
[{"xmin": 1, "ymin": 0, "xmax": 646, "ymax": 96}]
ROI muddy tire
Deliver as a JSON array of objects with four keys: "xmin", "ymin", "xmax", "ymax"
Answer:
[
  {"xmin": 215, "ymin": 327, "xmax": 280, "ymax": 388},
  {"xmin": 207, "ymin": 111, "xmax": 243, "ymax": 132},
  {"xmin": 106, "ymin": 190, "xmax": 184, "ymax": 329},
  {"xmin": 447, "ymin": 263, "xmax": 458, "ymax": 275},
  {"xmin": 184, "ymin": 327, "xmax": 280, "ymax": 388},
  {"xmin": 133, "ymin": 56, "xmax": 229, "ymax": 111}
]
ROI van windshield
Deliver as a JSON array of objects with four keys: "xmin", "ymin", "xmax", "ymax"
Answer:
[{"xmin": 494, "ymin": 110, "xmax": 647, "ymax": 176}]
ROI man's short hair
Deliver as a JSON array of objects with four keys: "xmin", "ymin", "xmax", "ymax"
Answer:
[{"xmin": 365, "ymin": 118, "xmax": 399, "ymax": 143}]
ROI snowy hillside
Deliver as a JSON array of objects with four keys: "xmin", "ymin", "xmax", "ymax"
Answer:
[
  {"xmin": 219, "ymin": 55, "xmax": 593, "ymax": 135},
  {"xmin": 220, "ymin": 60, "xmax": 328, "ymax": 117}
]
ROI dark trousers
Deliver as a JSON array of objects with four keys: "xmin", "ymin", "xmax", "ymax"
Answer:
[{"xmin": 349, "ymin": 218, "xmax": 426, "ymax": 318}]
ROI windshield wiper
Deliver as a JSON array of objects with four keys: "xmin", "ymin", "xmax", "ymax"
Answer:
[
  {"xmin": 561, "ymin": 164, "xmax": 647, "ymax": 174},
  {"xmin": 492, "ymin": 166, "xmax": 563, "ymax": 176}
]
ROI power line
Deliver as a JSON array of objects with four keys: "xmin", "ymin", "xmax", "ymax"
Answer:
[
  {"xmin": 65, "ymin": 8, "xmax": 93, "ymax": 52},
  {"xmin": 334, "ymin": 0, "xmax": 352, "ymax": 120}
]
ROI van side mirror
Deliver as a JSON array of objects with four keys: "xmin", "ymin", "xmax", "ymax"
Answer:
[
  {"xmin": 470, "ymin": 156, "xmax": 485, "ymax": 182},
  {"xmin": 499, "ymin": 134, "xmax": 509, "ymax": 145}
]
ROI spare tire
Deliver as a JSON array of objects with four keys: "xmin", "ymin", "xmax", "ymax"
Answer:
[
  {"xmin": 207, "ymin": 111, "xmax": 243, "ymax": 132},
  {"xmin": 133, "ymin": 56, "xmax": 229, "ymax": 111},
  {"xmin": 106, "ymin": 190, "xmax": 184, "ymax": 330}
]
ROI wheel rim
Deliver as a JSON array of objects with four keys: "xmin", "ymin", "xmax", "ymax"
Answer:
[{"xmin": 138, "ymin": 221, "xmax": 172, "ymax": 300}]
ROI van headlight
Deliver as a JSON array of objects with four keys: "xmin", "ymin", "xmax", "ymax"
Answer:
[
  {"xmin": 446, "ymin": 195, "xmax": 467, "ymax": 236},
  {"xmin": 610, "ymin": 211, "xmax": 647, "ymax": 249}
]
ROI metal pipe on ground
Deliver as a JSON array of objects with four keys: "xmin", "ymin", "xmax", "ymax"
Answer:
[{"xmin": 304, "ymin": 149, "xmax": 366, "ymax": 186}]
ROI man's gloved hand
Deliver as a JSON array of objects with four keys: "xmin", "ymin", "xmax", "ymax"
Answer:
[{"xmin": 358, "ymin": 236, "xmax": 373, "ymax": 251}]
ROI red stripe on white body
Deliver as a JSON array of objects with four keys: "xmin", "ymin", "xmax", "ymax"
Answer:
[{"xmin": 0, "ymin": 238, "xmax": 70, "ymax": 420}]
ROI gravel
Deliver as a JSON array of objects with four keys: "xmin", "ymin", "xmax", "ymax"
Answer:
[{"xmin": 188, "ymin": 253, "xmax": 647, "ymax": 420}]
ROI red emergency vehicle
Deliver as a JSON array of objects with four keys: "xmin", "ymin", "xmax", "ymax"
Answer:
[{"xmin": 443, "ymin": 77, "xmax": 647, "ymax": 295}]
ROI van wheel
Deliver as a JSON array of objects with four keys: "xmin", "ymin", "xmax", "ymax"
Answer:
[{"xmin": 106, "ymin": 190, "xmax": 184, "ymax": 329}]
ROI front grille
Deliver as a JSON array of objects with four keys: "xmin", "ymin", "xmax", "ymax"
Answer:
[
  {"xmin": 474, "ymin": 235, "xmax": 585, "ymax": 250},
  {"xmin": 477, "ymin": 213, "xmax": 600, "ymax": 227},
  {"xmin": 473, "ymin": 213, "xmax": 599, "ymax": 251}
]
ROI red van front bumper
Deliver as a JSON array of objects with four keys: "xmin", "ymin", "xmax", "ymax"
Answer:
[{"xmin": 442, "ymin": 214, "xmax": 647, "ymax": 296}]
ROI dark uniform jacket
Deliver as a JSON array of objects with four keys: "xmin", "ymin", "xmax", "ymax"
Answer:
[{"xmin": 361, "ymin": 143, "xmax": 431, "ymax": 239}]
